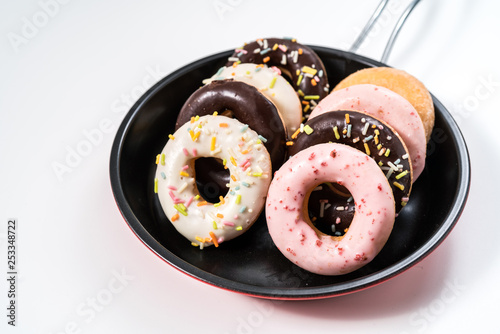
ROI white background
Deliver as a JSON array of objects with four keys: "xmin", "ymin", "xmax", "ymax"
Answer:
[{"xmin": 1, "ymin": 0, "xmax": 499, "ymax": 333}]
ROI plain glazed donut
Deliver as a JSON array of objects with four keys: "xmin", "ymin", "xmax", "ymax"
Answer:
[
  {"xmin": 203, "ymin": 63, "xmax": 302, "ymax": 136},
  {"xmin": 310, "ymin": 84, "xmax": 427, "ymax": 181},
  {"xmin": 155, "ymin": 115, "xmax": 272, "ymax": 249},
  {"xmin": 226, "ymin": 37, "xmax": 329, "ymax": 117},
  {"xmin": 266, "ymin": 143, "xmax": 396, "ymax": 275},
  {"xmin": 334, "ymin": 67, "xmax": 435, "ymax": 142},
  {"xmin": 176, "ymin": 79, "xmax": 287, "ymax": 170},
  {"xmin": 289, "ymin": 110, "xmax": 412, "ymax": 213}
]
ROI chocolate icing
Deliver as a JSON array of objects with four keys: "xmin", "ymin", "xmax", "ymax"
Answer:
[
  {"xmin": 226, "ymin": 38, "xmax": 329, "ymax": 116},
  {"xmin": 176, "ymin": 79, "xmax": 286, "ymax": 167},
  {"xmin": 175, "ymin": 80, "xmax": 287, "ymax": 201},
  {"xmin": 290, "ymin": 110, "xmax": 412, "ymax": 215}
]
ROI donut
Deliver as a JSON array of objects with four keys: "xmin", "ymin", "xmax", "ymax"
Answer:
[
  {"xmin": 226, "ymin": 37, "xmax": 329, "ymax": 117},
  {"xmin": 334, "ymin": 67, "xmax": 435, "ymax": 142},
  {"xmin": 155, "ymin": 115, "xmax": 272, "ymax": 249},
  {"xmin": 266, "ymin": 143, "xmax": 396, "ymax": 275},
  {"xmin": 176, "ymin": 79, "xmax": 287, "ymax": 170},
  {"xmin": 289, "ymin": 110, "xmax": 412, "ymax": 215},
  {"xmin": 309, "ymin": 84, "xmax": 427, "ymax": 181},
  {"xmin": 203, "ymin": 63, "xmax": 302, "ymax": 136}
]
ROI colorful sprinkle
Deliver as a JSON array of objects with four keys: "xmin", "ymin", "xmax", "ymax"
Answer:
[
  {"xmin": 304, "ymin": 125, "xmax": 314, "ymax": 135},
  {"xmin": 269, "ymin": 77, "xmax": 277, "ymax": 89},
  {"xmin": 209, "ymin": 231, "xmax": 219, "ymax": 247},
  {"xmin": 302, "ymin": 66, "xmax": 317, "ymax": 76},
  {"xmin": 395, "ymin": 170, "xmax": 409, "ymax": 179},
  {"xmin": 178, "ymin": 182, "xmax": 188, "ymax": 193},
  {"xmin": 210, "ymin": 136, "xmax": 216, "ymax": 151},
  {"xmin": 364, "ymin": 142, "xmax": 371, "ymax": 155},
  {"xmin": 260, "ymin": 47, "xmax": 271, "ymax": 55},
  {"xmin": 185, "ymin": 196, "xmax": 194, "ymax": 207},
  {"xmin": 363, "ymin": 135, "xmax": 374, "ymax": 143},
  {"xmin": 297, "ymin": 74, "xmax": 303, "ymax": 86},
  {"xmin": 333, "ymin": 126, "xmax": 340, "ymax": 140},
  {"xmin": 362, "ymin": 122, "xmax": 370, "ymax": 136},
  {"xmin": 304, "ymin": 95, "xmax": 320, "ymax": 100},
  {"xmin": 173, "ymin": 204, "xmax": 187, "ymax": 216},
  {"xmin": 393, "ymin": 181, "xmax": 405, "ymax": 191}
]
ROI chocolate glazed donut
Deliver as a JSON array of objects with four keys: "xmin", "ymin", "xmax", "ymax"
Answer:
[
  {"xmin": 289, "ymin": 110, "xmax": 413, "ymax": 235},
  {"xmin": 226, "ymin": 38, "xmax": 329, "ymax": 117},
  {"xmin": 175, "ymin": 79, "xmax": 287, "ymax": 202}
]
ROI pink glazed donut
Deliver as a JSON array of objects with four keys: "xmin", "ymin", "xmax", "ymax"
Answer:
[
  {"xmin": 266, "ymin": 143, "xmax": 396, "ymax": 275},
  {"xmin": 309, "ymin": 84, "xmax": 427, "ymax": 181}
]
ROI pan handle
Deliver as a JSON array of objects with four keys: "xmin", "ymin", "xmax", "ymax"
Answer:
[{"xmin": 349, "ymin": 0, "xmax": 422, "ymax": 64}]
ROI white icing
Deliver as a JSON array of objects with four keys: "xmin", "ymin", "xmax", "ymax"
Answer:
[
  {"xmin": 204, "ymin": 63, "xmax": 302, "ymax": 135},
  {"xmin": 155, "ymin": 115, "xmax": 272, "ymax": 248}
]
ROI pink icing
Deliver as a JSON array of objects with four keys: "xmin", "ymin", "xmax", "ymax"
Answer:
[
  {"xmin": 309, "ymin": 84, "xmax": 427, "ymax": 180},
  {"xmin": 266, "ymin": 143, "xmax": 396, "ymax": 275}
]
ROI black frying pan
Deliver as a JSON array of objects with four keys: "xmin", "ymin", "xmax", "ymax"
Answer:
[{"xmin": 109, "ymin": 45, "xmax": 470, "ymax": 299}]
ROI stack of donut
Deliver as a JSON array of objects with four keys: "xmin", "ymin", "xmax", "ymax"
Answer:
[{"xmin": 153, "ymin": 37, "xmax": 434, "ymax": 276}]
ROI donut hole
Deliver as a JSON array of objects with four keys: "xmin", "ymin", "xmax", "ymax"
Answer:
[
  {"xmin": 219, "ymin": 109, "xmax": 234, "ymax": 118},
  {"xmin": 277, "ymin": 67, "xmax": 294, "ymax": 86},
  {"xmin": 307, "ymin": 182, "xmax": 354, "ymax": 237},
  {"xmin": 194, "ymin": 157, "xmax": 229, "ymax": 203}
]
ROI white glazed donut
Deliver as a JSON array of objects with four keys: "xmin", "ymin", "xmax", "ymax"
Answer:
[
  {"xmin": 266, "ymin": 143, "xmax": 396, "ymax": 275},
  {"xmin": 155, "ymin": 114, "xmax": 272, "ymax": 249},
  {"xmin": 203, "ymin": 63, "xmax": 302, "ymax": 136}
]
